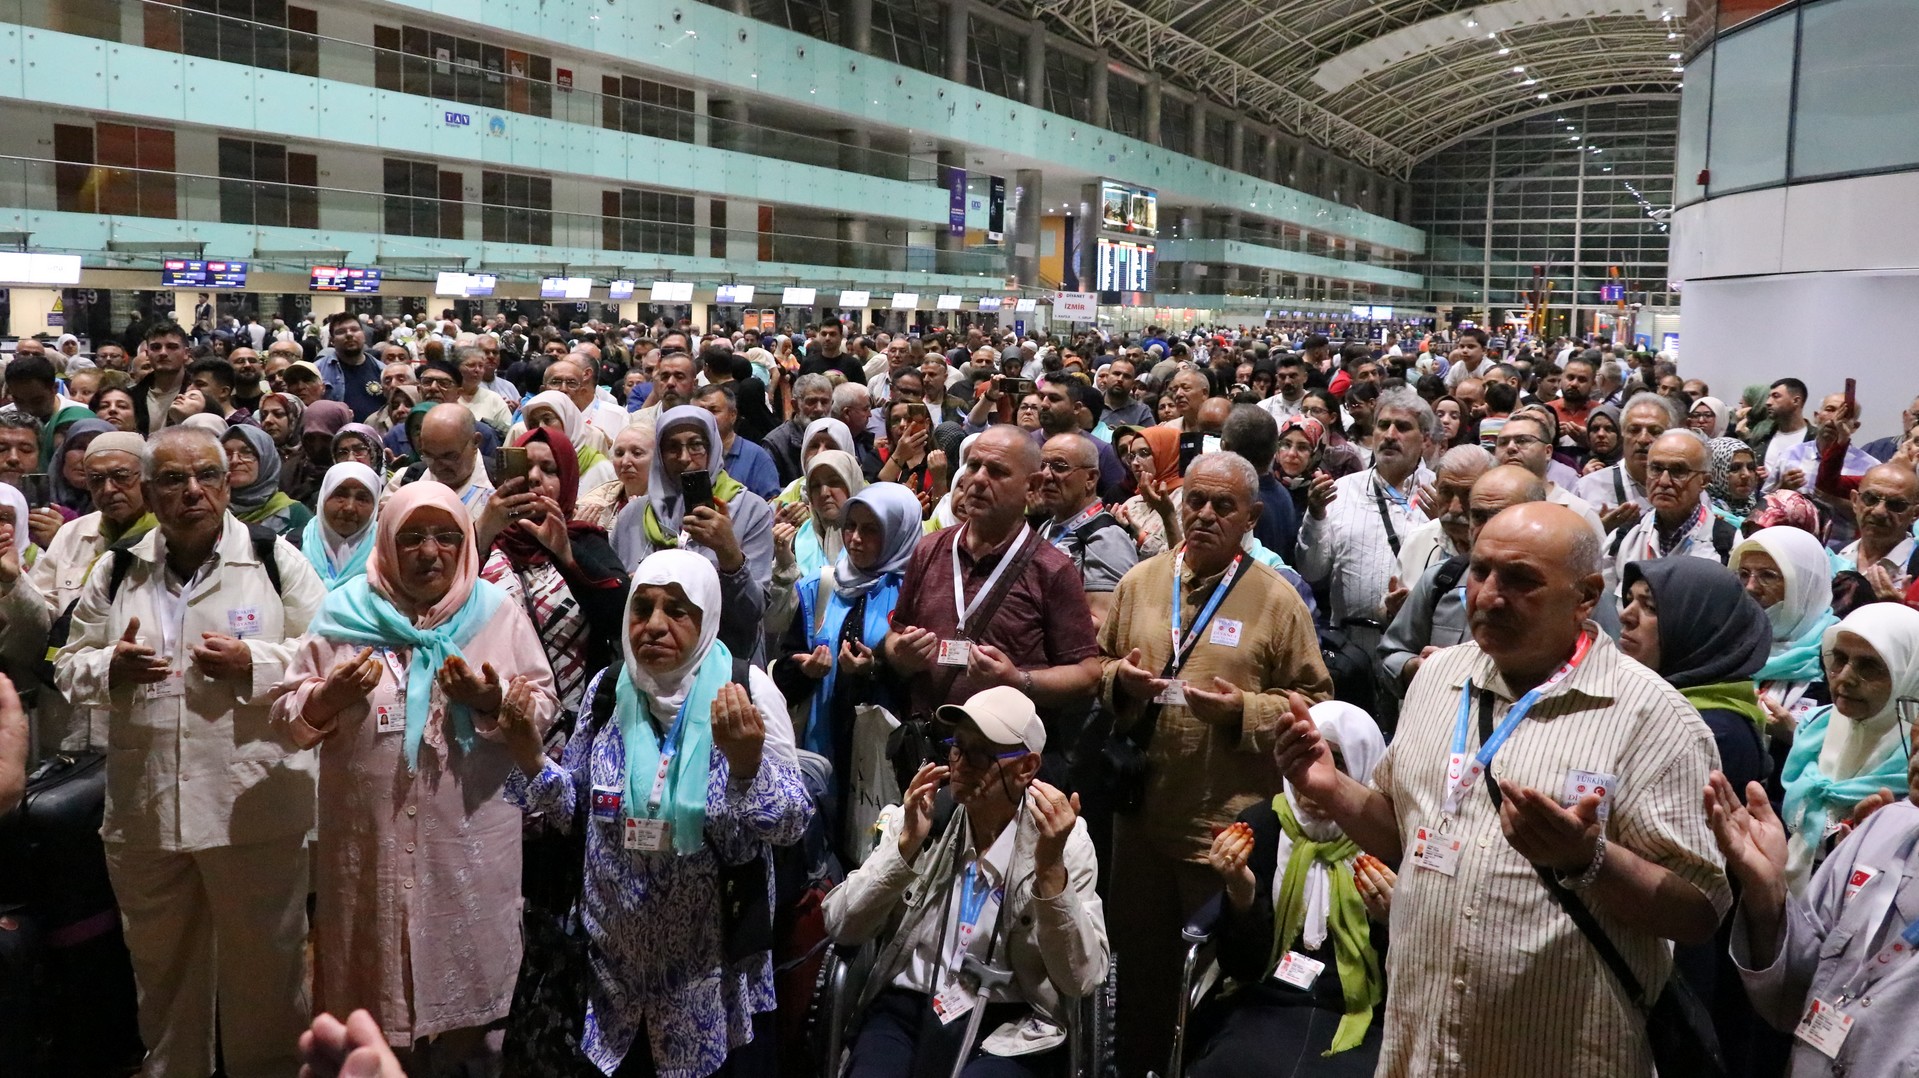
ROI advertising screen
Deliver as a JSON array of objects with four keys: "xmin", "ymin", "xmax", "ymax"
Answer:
[
  {"xmin": 715, "ymin": 284, "xmax": 756, "ymax": 304},
  {"xmin": 1098, "ymin": 181, "xmax": 1158, "ymax": 236},
  {"xmin": 1095, "ymin": 238, "xmax": 1155, "ymax": 293},
  {"xmin": 309, "ymin": 266, "xmax": 382, "ymax": 294},
  {"xmin": 162, "ymin": 259, "xmax": 248, "ymax": 288},
  {"xmin": 649, "ymin": 280, "xmax": 695, "ymax": 303}
]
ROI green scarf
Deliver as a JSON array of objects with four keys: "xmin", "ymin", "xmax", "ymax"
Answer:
[
  {"xmin": 578, "ymin": 444, "xmax": 607, "ymax": 476},
  {"xmin": 1681, "ymin": 681, "xmax": 1770, "ymax": 736},
  {"xmin": 38, "ymin": 404, "xmax": 95, "ymax": 470},
  {"xmin": 1270, "ymin": 794, "xmax": 1382, "ymax": 1056},
  {"xmin": 640, "ymin": 471, "xmax": 746, "ymax": 548},
  {"xmin": 234, "ymin": 492, "xmax": 299, "ymax": 526}
]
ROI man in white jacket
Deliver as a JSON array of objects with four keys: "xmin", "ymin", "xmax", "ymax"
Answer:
[{"xmin": 55, "ymin": 426, "xmax": 326, "ymax": 1078}]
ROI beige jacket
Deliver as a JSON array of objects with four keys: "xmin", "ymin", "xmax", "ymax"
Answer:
[
  {"xmin": 30, "ymin": 511, "xmax": 114, "ymax": 751},
  {"xmin": 55, "ymin": 514, "xmax": 326, "ymax": 851},
  {"xmin": 824, "ymin": 801, "xmax": 1108, "ymax": 1055}
]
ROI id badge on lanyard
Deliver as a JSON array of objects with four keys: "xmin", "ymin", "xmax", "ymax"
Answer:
[
  {"xmin": 623, "ymin": 696, "xmax": 691, "ymax": 855},
  {"xmin": 943, "ymin": 523, "xmax": 1031, "ymax": 665}
]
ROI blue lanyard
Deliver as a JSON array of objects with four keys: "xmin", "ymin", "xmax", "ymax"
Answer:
[
  {"xmin": 958, "ymin": 862, "xmax": 991, "ymax": 927},
  {"xmin": 1443, "ymin": 632, "xmax": 1593, "ymax": 816},
  {"xmin": 1171, "ymin": 549, "xmax": 1243, "ymax": 668},
  {"xmin": 1375, "ymin": 476, "xmax": 1413, "ymax": 513},
  {"xmin": 642, "ymin": 693, "xmax": 695, "ymax": 815}
]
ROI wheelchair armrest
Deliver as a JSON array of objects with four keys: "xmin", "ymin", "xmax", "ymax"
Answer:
[{"xmin": 1181, "ymin": 892, "xmax": 1224, "ymax": 946}]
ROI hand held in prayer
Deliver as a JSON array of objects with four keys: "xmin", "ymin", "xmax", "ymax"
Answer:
[
  {"xmin": 1207, "ymin": 821, "xmax": 1257, "ymax": 912},
  {"xmin": 1496, "ymin": 779, "xmax": 1601, "ymax": 874},
  {"xmin": 711, "ymin": 681, "xmax": 764, "ymax": 782},
  {"xmin": 1355, "ymin": 854, "xmax": 1396, "ymax": 922},
  {"xmin": 897, "ymin": 762, "xmax": 949, "ymax": 864},
  {"xmin": 1381, "ymin": 575, "xmax": 1409, "ymax": 622},
  {"xmin": 299, "ymin": 1009, "xmax": 407, "ymax": 1078},
  {"xmin": 839, "ymin": 639, "xmax": 875, "ymax": 677},
  {"xmin": 1028, "ymin": 779, "xmax": 1080, "ymax": 900},
  {"xmin": 1114, "ymin": 647, "xmax": 1168, "ymax": 702},
  {"xmin": 772, "ymin": 521, "xmax": 798, "ymax": 570},
  {"xmin": 1849, "ymin": 787, "xmax": 1897, "ymax": 828},
  {"xmin": 311, "ymin": 647, "xmax": 383, "ymax": 726},
  {"xmin": 794, "ymin": 644, "xmax": 833, "ymax": 679},
  {"xmin": 190, "ymin": 632, "xmax": 254, "ymax": 681},
  {"xmin": 1135, "ymin": 463, "xmax": 1169, "ymax": 512},
  {"xmin": 1865, "ymin": 564, "xmax": 1909, "ymax": 603},
  {"xmin": 109, "ymin": 617, "xmax": 170, "ymax": 686},
  {"xmin": 0, "ymin": 541, "xmax": 17, "ymax": 588},
  {"xmin": 889, "ymin": 625, "xmax": 940, "ymax": 676},
  {"xmin": 1413, "ymin": 482, "xmax": 1439, "ymax": 517},
  {"xmin": 926, "ymin": 450, "xmax": 949, "ymax": 497},
  {"xmin": 495, "ymin": 676, "xmax": 546, "ymax": 777},
  {"xmin": 1704, "ymin": 771, "xmax": 1790, "ymax": 962},
  {"xmin": 966, "ymin": 642, "xmax": 1019, "ymax": 688},
  {"xmin": 1599, "ymin": 502, "xmax": 1640, "ymax": 532},
  {"xmin": 1778, "ymin": 467, "xmax": 1806, "ymax": 491},
  {"xmin": 1759, "ymin": 690, "xmax": 1798, "ymax": 743},
  {"xmin": 684, "ymin": 502, "xmax": 743, "ymax": 573},
  {"xmin": 1184, "ymin": 677, "xmax": 1244, "ymax": 726},
  {"xmin": 437, "ymin": 656, "xmax": 503, "ymax": 713},
  {"xmin": 1306, "ymin": 473, "xmax": 1338, "ymax": 519},
  {"xmin": 1273, "ymin": 691, "xmax": 1340, "ymax": 799}
]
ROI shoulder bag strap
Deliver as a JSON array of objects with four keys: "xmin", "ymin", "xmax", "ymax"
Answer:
[
  {"xmin": 1371, "ymin": 479, "xmax": 1403, "ymax": 557},
  {"xmin": 1478, "ymin": 689, "xmax": 1652, "ymax": 1011}
]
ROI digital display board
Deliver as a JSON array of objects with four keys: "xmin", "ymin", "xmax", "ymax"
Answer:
[
  {"xmin": 935, "ymin": 294, "xmax": 962, "ymax": 311},
  {"xmin": 715, "ymin": 284, "xmax": 756, "ymax": 304},
  {"xmin": 1095, "ymin": 238, "xmax": 1155, "ymax": 293},
  {"xmin": 1098, "ymin": 181, "xmax": 1158, "ymax": 236},
  {"xmin": 434, "ymin": 271, "xmax": 496, "ymax": 297},
  {"xmin": 890, "ymin": 293, "xmax": 920, "ymax": 310},
  {"xmin": 977, "ymin": 297, "xmax": 1002, "ymax": 312},
  {"xmin": 309, "ymin": 266, "xmax": 382, "ymax": 294},
  {"xmin": 608, "ymin": 280, "xmax": 635, "ymax": 300},
  {"xmin": 837, "ymin": 290, "xmax": 871, "ymax": 308},
  {"xmin": 1015, "ymin": 298, "xmax": 1037, "ymax": 312},
  {"xmin": 782, "ymin": 287, "xmax": 817, "ymax": 306},
  {"xmin": 541, "ymin": 277, "xmax": 593, "ymax": 300},
  {"xmin": 162, "ymin": 259, "xmax": 248, "ymax": 289},
  {"xmin": 650, "ymin": 280, "xmax": 694, "ymax": 303},
  {"xmin": 0, "ymin": 253, "xmax": 81, "ymax": 285}
]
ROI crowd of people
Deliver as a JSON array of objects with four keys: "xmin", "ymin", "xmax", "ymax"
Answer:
[{"xmin": 4, "ymin": 308, "xmax": 1919, "ymax": 1078}]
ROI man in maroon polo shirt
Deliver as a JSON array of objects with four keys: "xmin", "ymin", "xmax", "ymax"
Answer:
[{"xmin": 882, "ymin": 425, "xmax": 1101, "ymax": 771}]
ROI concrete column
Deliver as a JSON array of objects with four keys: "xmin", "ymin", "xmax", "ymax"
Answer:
[
  {"xmin": 1088, "ymin": 53, "xmax": 1109, "ymax": 128},
  {"xmin": 838, "ymin": 216, "xmax": 870, "ymax": 271},
  {"xmin": 946, "ymin": 0, "xmax": 970, "ymax": 86},
  {"xmin": 1228, "ymin": 120, "xmax": 1246, "ymax": 174},
  {"xmin": 709, "ymin": 98, "xmax": 745, "ymax": 154},
  {"xmin": 838, "ymin": 128, "xmax": 872, "ymax": 174},
  {"xmin": 1024, "ymin": 22, "xmax": 1046, "ymax": 109},
  {"xmin": 1011, "ymin": 168, "xmax": 1043, "ymax": 285},
  {"xmin": 1190, "ymin": 99, "xmax": 1207, "ymax": 161},
  {"xmin": 846, "ymin": 0, "xmax": 874, "ymax": 56},
  {"xmin": 1263, "ymin": 132, "xmax": 1279, "ymax": 182},
  {"xmin": 1177, "ymin": 211, "xmax": 1202, "ymax": 293},
  {"xmin": 1143, "ymin": 78, "xmax": 1162, "ymax": 145}
]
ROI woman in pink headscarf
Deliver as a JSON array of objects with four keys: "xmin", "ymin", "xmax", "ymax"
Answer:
[{"xmin": 272, "ymin": 482, "xmax": 557, "ymax": 1070}]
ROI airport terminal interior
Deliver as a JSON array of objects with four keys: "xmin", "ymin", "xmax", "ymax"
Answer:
[{"xmin": 4, "ymin": 0, "xmax": 1918, "ymax": 1076}]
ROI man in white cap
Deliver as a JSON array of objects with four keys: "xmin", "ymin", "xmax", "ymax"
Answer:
[{"xmin": 824, "ymin": 685, "xmax": 1109, "ymax": 1078}]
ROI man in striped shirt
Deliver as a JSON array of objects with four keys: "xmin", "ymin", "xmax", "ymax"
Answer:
[{"xmin": 1276, "ymin": 501, "xmax": 1729, "ymax": 1077}]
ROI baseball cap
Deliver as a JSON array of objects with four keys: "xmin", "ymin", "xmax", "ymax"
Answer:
[
  {"xmin": 936, "ymin": 685, "xmax": 1046, "ymax": 754},
  {"xmin": 285, "ymin": 360, "xmax": 323, "ymax": 382}
]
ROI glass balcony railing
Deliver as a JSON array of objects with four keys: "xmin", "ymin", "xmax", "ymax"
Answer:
[
  {"xmin": 0, "ymin": 154, "xmax": 1010, "ymax": 279},
  {"xmin": 7, "ymin": 0, "xmax": 940, "ymax": 186}
]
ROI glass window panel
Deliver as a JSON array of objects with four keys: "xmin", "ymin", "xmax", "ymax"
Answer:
[
  {"xmin": 1792, "ymin": 0, "xmax": 1919, "ymax": 179},
  {"xmin": 1673, "ymin": 44, "xmax": 1710, "ymax": 205},
  {"xmin": 1706, "ymin": 14, "xmax": 1793, "ymax": 193}
]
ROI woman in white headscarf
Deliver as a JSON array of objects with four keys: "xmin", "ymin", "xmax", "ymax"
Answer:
[
  {"xmin": 1191, "ymin": 701, "xmax": 1390, "ymax": 1076},
  {"xmin": 1687, "ymin": 396, "xmax": 1730, "ymax": 439},
  {"xmin": 766, "ymin": 448, "xmax": 866, "ymax": 646},
  {"xmin": 1777, "ymin": 602, "xmax": 1919, "ymax": 892},
  {"xmin": 772, "ymin": 416, "xmax": 858, "ymax": 507},
  {"xmin": 498, "ymin": 549, "xmax": 810, "ymax": 1077},
  {"xmin": 1733, "ymin": 527, "xmax": 1839, "ymax": 759},
  {"xmin": 926, "ymin": 431, "xmax": 981, "ymax": 531},
  {"xmin": 517, "ymin": 390, "xmax": 615, "ymax": 488},
  {"xmin": 298, "ymin": 462, "xmax": 383, "ymax": 590},
  {"xmin": 771, "ymin": 483, "xmax": 922, "ymax": 853}
]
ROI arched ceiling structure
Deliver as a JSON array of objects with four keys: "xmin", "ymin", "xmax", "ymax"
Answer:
[{"xmin": 988, "ymin": 0, "xmax": 1687, "ymax": 176}]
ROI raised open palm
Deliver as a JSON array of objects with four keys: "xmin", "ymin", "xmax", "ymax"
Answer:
[{"xmin": 1703, "ymin": 770, "xmax": 1788, "ymax": 891}]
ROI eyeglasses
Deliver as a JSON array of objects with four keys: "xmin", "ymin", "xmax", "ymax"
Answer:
[
  {"xmin": 153, "ymin": 467, "xmax": 227, "ymax": 493},
  {"xmin": 544, "ymin": 377, "xmax": 587, "ymax": 390},
  {"xmin": 1859, "ymin": 491, "xmax": 1915, "ymax": 515},
  {"xmin": 1123, "ymin": 447, "xmax": 1157, "ymax": 463},
  {"xmin": 1735, "ymin": 567, "xmax": 1784, "ymax": 587},
  {"xmin": 942, "ymin": 737, "xmax": 1028, "ymax": 771},
  {"xmin": 1038, "ymin": 459, "xmax": 1089, "ymax": 475},
  {"xmin": 1645, "ymin": 462, "xmax": 1699, "ymax": 481},
  {"xmin": 85, "ymin": 468, "xmax": 139, "ymax": 489},
  {"xmin": 1493, "ymin": 434, "xmax": 1545, "ymax": 450},
  {"xmin": 226, "ymin": 446, "xmax": 259, "ymax": 463},
  {"xmin": 395, "ymin": 529, "xmax": 465, "ymax": 552}
]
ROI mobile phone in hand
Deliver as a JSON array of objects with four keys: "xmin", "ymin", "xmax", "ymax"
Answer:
[
  {"xmin": 17, "ymin": 473, "xmax": 49, "ymax": 509},
  {"xmin": 680, "ymin": 469, "xmax": 716, "ymax": 512},
  {"xmin": 1177, "ymin": 432, "xmax": 1205, "ymax": 475},
  {"xmin": 501, "ymin": 446, "xmax": 530, "ymax": 483}
]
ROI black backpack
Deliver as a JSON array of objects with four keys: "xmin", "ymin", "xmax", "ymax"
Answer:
[{"xmin": 41, "ymin": 523, "xmax": 285, "ymax": 686}]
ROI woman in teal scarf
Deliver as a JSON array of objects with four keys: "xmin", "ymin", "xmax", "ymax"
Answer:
[
  {"xmin": 1732, "ymin": 527, "xmax": 1838, "ymax": 763},
  {"xmin": 1777, "ymin": 602, "xmax": 1919, "ymax": 893},
  {"xmin": 273, "ymin": 480, "xmax": 558, "ymax": 1064},
  {"xmin": 495, "ymin": 549, "xmax": 810, "ymax": 1076},
  {"xmin": 1187, "ymin": 701, "xmax": 1389, "ymax": 1077},
  {"xmin": 298, "ymin": 461, "xmax": 382, "ymax": 590}
]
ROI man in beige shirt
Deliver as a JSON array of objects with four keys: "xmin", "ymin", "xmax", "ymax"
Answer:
[{"xmin": 1276, "ymin": 502, "xmax": 1729, "ymax": 1077}]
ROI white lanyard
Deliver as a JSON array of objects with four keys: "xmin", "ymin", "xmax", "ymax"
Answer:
[{"xmin": 950, "ymin": 523, "xmax": 1031, "ymax": 630}]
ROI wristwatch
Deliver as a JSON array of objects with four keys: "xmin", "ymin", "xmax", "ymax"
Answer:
[{"xmin": 1557, "ymin": 835, "xmax": 1608, "ymax": 891}]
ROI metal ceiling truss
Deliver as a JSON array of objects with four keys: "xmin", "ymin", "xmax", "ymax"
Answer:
[{"xmin": 988, "ymin": 0, "xmax": 1681, "ymax": 177}]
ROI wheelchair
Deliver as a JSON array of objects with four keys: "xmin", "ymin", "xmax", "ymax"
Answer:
[
  {"xmin": 1165, "ymin": 894, "xmax": 1225, "ymax": 1078},
  {"xmin": 811, "ymin": 941, "xmax": 1116, "ymax": 1078}
]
